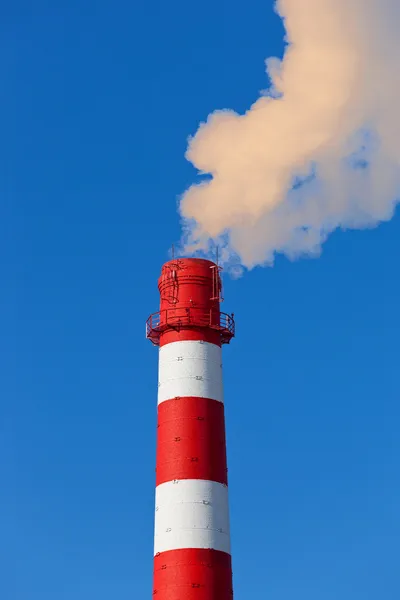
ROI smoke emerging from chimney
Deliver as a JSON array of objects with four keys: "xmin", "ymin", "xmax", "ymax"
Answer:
[{"xmin": 179, "ymin": 0, "xmax": 400, "ymax": 269}]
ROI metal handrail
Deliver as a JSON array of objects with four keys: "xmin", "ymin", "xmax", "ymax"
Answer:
[{"xmin": 146, "ymin": 307, "xmax": 235, "ymax": 345}]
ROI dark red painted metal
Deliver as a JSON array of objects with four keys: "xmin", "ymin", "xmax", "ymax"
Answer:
[
  {"xmin": 156, "ymin": 396, "xmax": 228, "ymax": 486},
  {"xmin": 153, "ymin": 549, "xmax": 233, "ymax": 599},
  {"xmin": 146, "ymin": 258, "xmax": 235, "ymax": 347}
]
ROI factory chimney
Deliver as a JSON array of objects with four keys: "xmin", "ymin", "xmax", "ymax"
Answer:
[{"xmin": 146, "ymin": 257, "xmax": 235, "ymax": 599}]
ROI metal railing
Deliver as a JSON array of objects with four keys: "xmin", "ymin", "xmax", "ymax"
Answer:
[{"xmin": 146, "ymin": 307, "xmax": 235, "ymax": 346}]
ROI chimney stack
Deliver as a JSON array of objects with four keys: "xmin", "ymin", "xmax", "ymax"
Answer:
[{"xmin": 147, "ymin": 257, "xmax": 235, "ymax": 599}]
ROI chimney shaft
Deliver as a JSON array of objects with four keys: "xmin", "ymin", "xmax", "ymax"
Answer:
[{"xmin": 147, "ymin": 257, "xmax": 235, "ymax": 599}]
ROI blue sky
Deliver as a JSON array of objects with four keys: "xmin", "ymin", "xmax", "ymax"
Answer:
[{"xmin": 3, "ymin": 1, "xmax": 400, "ymax": 598}]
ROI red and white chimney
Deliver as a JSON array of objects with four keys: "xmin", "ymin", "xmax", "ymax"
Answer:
[{"xmin": 146, "ymin": 257, "xmax": 235, "ymax": 599}]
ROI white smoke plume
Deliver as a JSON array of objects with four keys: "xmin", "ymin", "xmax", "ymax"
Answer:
[{"xmin": 179, "ymin": 0, "xmax": 400, "ymax": 269}]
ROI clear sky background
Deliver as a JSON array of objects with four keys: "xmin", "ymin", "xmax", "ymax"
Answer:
[{"xmin": 3, "ymin": 1, "xmax": 400, "ymax": 598}]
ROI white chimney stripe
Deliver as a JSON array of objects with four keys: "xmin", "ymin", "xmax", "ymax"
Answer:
[
  {"xmin": 158, "ymin": 341, "xmax": 223, "ymax": 405},
  {"xmin": 154, "ymin": 479, "xmax": 231, "ymax": 555}
]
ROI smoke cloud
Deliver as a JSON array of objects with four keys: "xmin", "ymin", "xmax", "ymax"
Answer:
[{"xmin": 179, "ymin": 0, "xmax": 400, "ymax": 269}]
